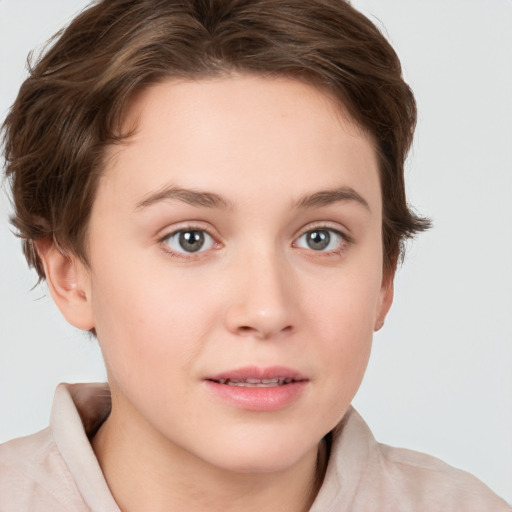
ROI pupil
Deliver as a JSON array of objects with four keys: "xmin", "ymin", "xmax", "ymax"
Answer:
[
  {"xmin": 308, "ymin": 230, "xmax": 330, "ymax": 250},
  {"xmin": 179, "ymin": 231, "xmax": 204, "ymax": 252}
]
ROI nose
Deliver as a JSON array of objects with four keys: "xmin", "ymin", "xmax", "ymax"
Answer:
[{"xmin": 223, "ymin": 249, "xmax": 296, "ymax": 340}]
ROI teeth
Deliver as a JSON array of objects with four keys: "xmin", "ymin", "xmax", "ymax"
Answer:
[
  {"xmin": 248, "ymin": 378, "xmax": 279, "ymax": 384},
  {"xmin": 216, "ymin": 377, "xmax": 294, "ymax": 387},
  {"xmin": 228, "ymin": 381, "xmax": 280, "ymax": 387}
]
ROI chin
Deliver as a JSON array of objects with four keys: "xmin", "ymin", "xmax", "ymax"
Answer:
[
  {"xmin": 212, "ymin": 449, "xmax": 312, "ymax": 475},
  {"xmin": 194, "ymin": 425, "xmax": 323, "ymax": 475}
]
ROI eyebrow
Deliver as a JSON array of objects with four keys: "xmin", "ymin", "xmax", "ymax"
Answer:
[
  {"xmin": 294, "ymin": 186, "xmax": 370, "ymax": 212},
  {"xmin": 136, "ymin": 185, "xmax": 233, "ymax": 211},
  {"xmin": 135, "ymin": 184, "xmax": 369, "ymax": 213}
]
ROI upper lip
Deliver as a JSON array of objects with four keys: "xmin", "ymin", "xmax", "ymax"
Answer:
[{"xmin": 205, "ymin": 366, "xmax": 308, "ymax": 382}]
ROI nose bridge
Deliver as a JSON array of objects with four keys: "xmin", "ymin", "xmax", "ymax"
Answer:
[{"xmin": 224, "ymin": 242, "xmax": 296, "ymax": 339}]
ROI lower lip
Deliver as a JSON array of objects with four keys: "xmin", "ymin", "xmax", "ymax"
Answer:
[{"xmin": 204, "ymin": 380, "xmax": 308, "ymax": 412}]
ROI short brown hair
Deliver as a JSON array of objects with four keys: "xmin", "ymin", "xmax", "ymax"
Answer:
[{"xmin": 2, "ymin": 0, "xmax": 430, "ymax": 279}]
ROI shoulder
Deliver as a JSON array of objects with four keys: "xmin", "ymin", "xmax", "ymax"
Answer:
[
  {"xmin": 0, "ymin": 428, "xmax": 90, "ymax": 511},
  {"xmin": 367, "ymin": 442, "xmax": 511, "ymax": 511},
  {"xmin": 0, "ymin": 383, "xmax": 118, "ymax": 512},
  {"xmin": 319, "ymin": 408, "xmax": 511, "ymax": 512}
]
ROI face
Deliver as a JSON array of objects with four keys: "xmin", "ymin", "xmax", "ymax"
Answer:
[{"xmin": 78, "ymin": 75, "xmax": 391, "ymax": 473}]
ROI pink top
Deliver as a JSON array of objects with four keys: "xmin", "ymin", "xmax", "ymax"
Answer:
[{"xmin": 0, "ymin": 383, "xmax": 510, "ymax": 511}]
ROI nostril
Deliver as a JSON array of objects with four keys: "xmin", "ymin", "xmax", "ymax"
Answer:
[{"xmin": 236, "ymin": 324, "xmax": 293, "ymax": 338}]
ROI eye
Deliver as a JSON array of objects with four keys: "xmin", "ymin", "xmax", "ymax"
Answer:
[
  {"xmin": 163, "ymin": 229, "xmax": 215, "ymax": 254},
  {"xmin": 295, "ymin": 228, "xmax": 345, "ymax": 252}
]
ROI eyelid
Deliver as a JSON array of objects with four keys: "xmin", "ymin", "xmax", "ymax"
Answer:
[
  {"xmin": 294, "ymin": 221, "xmax": 353, "ymax": 243},
  {"xmin": 157, "ymin": 220, "xmax": 219, "ymax": 241}
]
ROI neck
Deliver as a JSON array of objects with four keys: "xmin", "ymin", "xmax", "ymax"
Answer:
[{"xmin": 91, "ymin": 398, "xmax": 326, "ymax": 512}]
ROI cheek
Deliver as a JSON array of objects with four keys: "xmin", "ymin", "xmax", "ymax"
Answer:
[
  {"xmin": 304, "ymin": 261, "xmax": 382, "ymax": 337},
  {"xmin": 89, "ymin": 261, "xmax": 220, "ymax": 380},
  {"xmin": 313, "ymin": 298, "xmax": 373, "ymax": 386},
  {"xmin": 303, "ymin": 260, "xmax": 382, "ymax": 387},
  {"xmin": 307, "ymin": 302, "xmax": 374, "ymax": 432}
]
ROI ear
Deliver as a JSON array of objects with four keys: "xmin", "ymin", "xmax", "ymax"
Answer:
[
  {"xmin": 374, "ymin": 272, "xmax": 394, "ymax": 332},
  {"xmin": 35, "ymin": 238, "xmax": 95, "ymax": 331}
]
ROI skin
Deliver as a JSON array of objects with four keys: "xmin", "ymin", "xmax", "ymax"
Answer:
[{"xmin": 40, "ymin": 75, "xmax": 393, "ymax": 512}]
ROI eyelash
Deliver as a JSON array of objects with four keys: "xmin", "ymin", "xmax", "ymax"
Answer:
[{"xmin": 158, "ymin": 224, "xmax": 352, "ymax": 259}]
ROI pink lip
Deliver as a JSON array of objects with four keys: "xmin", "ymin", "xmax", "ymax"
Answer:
[{"xmin": 204, "ymin": 366, "xmax": 309, "ymax": 412}]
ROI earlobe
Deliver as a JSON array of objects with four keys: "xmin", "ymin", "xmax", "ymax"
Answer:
[
  {"xmin": 35, "ymin": 238, "xmax": 95, "ymax": 331},
  {"xmin": 374, "ymin": 273, "xmax": 394, "ymax": 332}
]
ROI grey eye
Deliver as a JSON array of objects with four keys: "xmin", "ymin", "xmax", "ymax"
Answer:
[
  {"xmin": 295, "ymin": 229, "xmax": 344, "ymax": 252},
  {"xmin": 164, "ymin": 230, "xmax": 214, "ymax": 253}
]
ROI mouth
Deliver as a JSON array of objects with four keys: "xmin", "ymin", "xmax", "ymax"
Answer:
[
  {"xmin": 205, "ymin": 366, "xmax": 308, "ymax": 386},
  {"xmin": 204, "ymin": 366, "xmax": 308, "ymax": 411}
]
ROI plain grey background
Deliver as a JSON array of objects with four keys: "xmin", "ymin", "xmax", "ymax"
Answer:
[{"xmin": 1, "ymin": 0, "xmax": 511, "ymax": 503}]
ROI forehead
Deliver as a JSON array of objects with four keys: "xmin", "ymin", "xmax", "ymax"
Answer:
[{"xmin": 99, "ymin": 75, "xmax": 380, "ymax": 211}]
